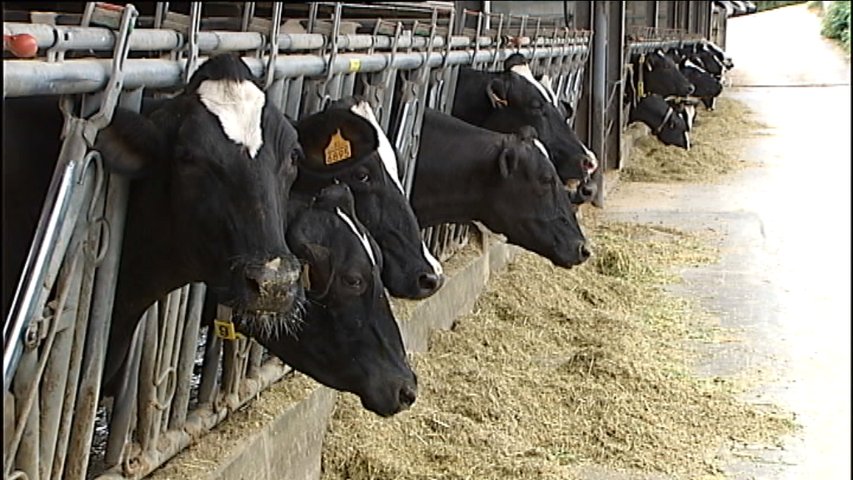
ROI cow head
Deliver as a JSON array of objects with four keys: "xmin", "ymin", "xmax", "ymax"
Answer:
[
  {"xmin": 295, "ymin": 98, "xmax": 444, "ymax": 300},
  {"xmin": 252, "ymin": 183, "xmax": 417, "ymax": 417},
  {"xmin": 680, "ymin": 58, "xmax": 724, "ymax": 100},
  {"xmin": 703, "ymin": 40, "xmax": 734, "ymax": 70},
  {"xmin": 94, "ymin": 54, "xmax": 305, "ymax": 393},
  {"xmin": 639, "ymin": 50, "xmax": 695, "ymax": 98},
  {"xmin": 477, "ymin": 60, "xmax": 597, "ymax": 183},
  {"xmin": 486, "ymin": 126, "xmax": 591, "ymax": 267},
  {"xmin": 629, "ymin": 94, "xmax": 690, "ymax": 149}
]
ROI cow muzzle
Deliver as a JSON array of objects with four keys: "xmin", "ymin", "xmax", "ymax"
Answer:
[{"xmin": 243, "ymin": 254, "xmax": 303, "ymax": 314}]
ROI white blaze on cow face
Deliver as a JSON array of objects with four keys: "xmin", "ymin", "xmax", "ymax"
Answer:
[
  {"xmin": 348, "ymin": 101, "xmax": 404, "ymax": 194},
  {"xmin": 538, "ymin": 74, "xmax": 561, "ymax": 108},
  {"xmin": 509, "ymin": 64, "xmax": 556, "ymax": 107},
  {"xmin": 336, "ymin": 207, "xmax": 377, "ymax": 266},
  {"xmin": 347, "ymin": 101, "xmax": 444, "ymax": 278},
  {"xmin": 197, "ymin": 80, "xmax": 266, "ymax": 158},
  {"xmin": 683, "ymin": 58, "xmax": 706, "ymax": 73},
  {"xmin": 532, "ymin": 138, "xmax": 550, "ymax": 161}
]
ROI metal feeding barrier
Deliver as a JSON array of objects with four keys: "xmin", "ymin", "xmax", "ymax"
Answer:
[{"xmin": 2, "ymin": 2, "xmax": 591, "ymax": 479}]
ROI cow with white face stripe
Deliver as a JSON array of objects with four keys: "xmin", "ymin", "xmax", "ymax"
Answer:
[
  {"xmin": 678, "ymin": 57, "xmax": 724, "ymax": 111},
  {"xmin": 451, "ymin": 58, "xmax": 599, "ymax": 187},
  {"xmin": 294, "ymin": 98, "xmax": 444, "ymax": 300},
  {"xmin": 246, "ymin": 183, "xmax": 418, "ymax": 417}
]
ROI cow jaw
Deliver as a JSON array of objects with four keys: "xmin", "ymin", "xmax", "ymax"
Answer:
[{"xmin": 197, "ymin": 79, "xmax": 266, "ymax": 158}]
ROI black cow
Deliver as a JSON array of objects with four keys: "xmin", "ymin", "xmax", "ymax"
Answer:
[
  {"xmin": 241, "ymin": 183, "xmax": 417, "ymax": 417},
  {"xmin": 294, "ymin": 98, "xmax": 444, "ymax": 300},
  {"xmin": 3, "ymin": 54, "xmax": 306, "ymax": 394},
  {"xmin": 629, "ymin": 94, "xmax": 691, "ymax": 149},
  {"xmin": 451, "ymin": 63, "xmax": 598, "ymax": 185},
  {"xmin": 632, "ymin": 50, "xmax": 695, "ymax": 98},
  {"xmin": 679, "ymin": 58, "xmax": 724, "ymax": 111},
  {"xmin": 412, "ymin": 108, "xmax": 591, "ymax": 268}
]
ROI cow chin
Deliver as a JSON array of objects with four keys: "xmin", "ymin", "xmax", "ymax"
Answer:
[{"xmin": 238, "ymin": 283, "xmax": 306, "ymax": 338}]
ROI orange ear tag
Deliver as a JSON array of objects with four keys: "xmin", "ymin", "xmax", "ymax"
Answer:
[{"xmin": 324, "ymin": 129, "xmax": 352, "ymax": 165}]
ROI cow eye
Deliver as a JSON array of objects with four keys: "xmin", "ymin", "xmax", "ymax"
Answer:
[
  {"xmin": 291, "ymin": 148, "xmax": 304, "ymax": 164},
  {"xmin": 341, "ymin": 274, "xmax": 363, "ymax": 290},
  {"xmin": 530, "ymin": 100, "xmax": 543, "ymax": 109},
  {"xmin": 356, "ymin": 171, "xmax": 370, "ymax": 183}
]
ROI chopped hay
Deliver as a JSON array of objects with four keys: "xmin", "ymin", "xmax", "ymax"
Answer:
[
  {"xmin": 320, "ymin": 219, "xmax": 797, "ymax": 480},
  {"xmin": 622, "ymin": 96, "xmax": 770, "ymax": 183}
]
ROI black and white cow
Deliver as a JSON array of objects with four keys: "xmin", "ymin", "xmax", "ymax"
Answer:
[
  {"xmin": 295, "ymin": 98, "xmax": 444, "ymax": 300},
  {"xmin": 631, "ymin": 50, "xmax": 696, "ymax": 98},
  {"xmin": 3, "ymin": 54, "xmax": 306, "ymax": 394},
  {"xmin": 412, "ymin": 108, "xmax": 591, "ymax": 268},
  {"xmin": 679, "ymin": 57, "xmax": 724, "ymax": 111},
  {"xmin": 451, "ymin": 62, "xmax": 599, "ymax": 187},
  {"xmin": 242, "ymin": 183, "xmax": 417, "ymax": 417},
  {"xmin": 629, "ymin": 94, "xmax": 691, "ymax": 149}
]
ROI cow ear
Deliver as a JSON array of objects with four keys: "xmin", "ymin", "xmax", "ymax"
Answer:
[
  {"xmin": 497, "ymin": 144, "xmax": 520, "ymax": 178},
  {"xmin": 301, "ymin": 243, "xmax": 334, "ymax": 297},
  {"xmin": 486, "ymin": 78, "xmax": 509, "ymax": 109},
  {"xmin": 94, "ymin": 108, "xmax": 166, "ymax": 178}
]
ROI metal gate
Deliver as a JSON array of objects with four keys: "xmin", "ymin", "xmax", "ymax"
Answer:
[{"xmin": 3, "ymin": 2, "xmax": 592, "ymax": 479}]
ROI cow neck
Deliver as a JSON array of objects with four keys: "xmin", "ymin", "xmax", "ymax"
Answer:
[
  {"xmin": 413, "ymin": 112, "xmax": 504, "ymax": 227},
  {"xmin": 112, "ymin": 175, "xmax": 191, "ymax": 335}
]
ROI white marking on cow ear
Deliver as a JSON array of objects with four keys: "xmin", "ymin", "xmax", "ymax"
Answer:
[
  {"xmin": 532, "ymin": 138, "xmax": 550, "ymax": 161},
  {"xmin": 349, "ymin": 101, "xmax": 405, "ymax": 194},
  {"xmin": 336, "ymin": 207, "xmax": 376, "ymax": 266},
  {"xmin": 197, "ymin": 80, "xmax": 266, "ymax": 158},
  {"xmin": 422, "ymin": 242, "xmax": 443, "ymax": 275},
  {"xmin": 509, "ymin": 64, "xmax": 555, "ymax": 106}
]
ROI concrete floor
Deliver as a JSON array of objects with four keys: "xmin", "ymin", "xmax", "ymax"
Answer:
[{"xmin": 602, "ymin": 4, "xmax": 851, "ymax": 480}]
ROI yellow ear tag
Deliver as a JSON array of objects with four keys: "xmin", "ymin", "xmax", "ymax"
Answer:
[
  {"xmin": 324, "ymin": 129, "xmax": 352, "ymax": 165},
  {"xmin": 214, "ymin": 304, "xmax": 244, "ymax": 340}
]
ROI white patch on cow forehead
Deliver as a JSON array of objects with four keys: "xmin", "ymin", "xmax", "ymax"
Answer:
[
  {"xmin": 336, "ymin": 207, "xmax": 376, "ymax": 266},
  {"xmin": 349, "ymin": 102, "xmax": 404, "ymax": 194},
  {"xmin": 539, "ymin": 74, "xmax": 561, "ymax": 108},
  {"xmin": 422, "ymin": 242, "xmax": 443, "ymax": 275},
  {"xmin": 532, "ymin": 138, "xmax": 550, "ymax": 160},
  {"xmin": 197, "ymin": 80, "xmax": 266, "ymax": 158},
  {"xmin": 684, "ymin": 58, "xmax": 706, "ymax": 72},
  {"xmin": 509, "ymin": 64, "xmax": 555, "ymax": 106}
]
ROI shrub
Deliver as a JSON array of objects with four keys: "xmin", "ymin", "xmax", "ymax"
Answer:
[{"xmin": 821, "ymin": 1, "xmax": 851, "ymax": 50}]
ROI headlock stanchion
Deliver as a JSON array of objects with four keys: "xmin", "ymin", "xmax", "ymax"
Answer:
[{"xmin": 1, "ymin": 3, "xmax": 710, "ymax": 479}]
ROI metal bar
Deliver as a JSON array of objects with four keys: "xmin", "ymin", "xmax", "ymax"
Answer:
[
  {"xmin": 104, "ymin": 320, "xmax": 144, "ymax": 468},
  {"xmin": 64, "ymin": 168, "xmax": 131, "ymax": 480},
  {"xmin": 38, "ymin": 229, "xmax": 87, "ymax": 480},
  {"xmin": 4, "ymin": 40, "xmax": 592, "ymax": 97},
  {"xmin": 169, "ymin": 283, "xmax": 206, "ymax": 429},
  {"xmin": 135, "ymin": 304, "xmax": 159, "ymax": 454},
  {"xmin": 197, "ymin": 323, "xmax": 221, "ymax": 406}
]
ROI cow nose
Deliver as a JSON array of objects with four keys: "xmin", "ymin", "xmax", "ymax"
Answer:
[
  {"xmin": 398, "ymin": 382, "xmax": 417, "ymax": 409},
  {"xmin": 244, "ymin": 255, "xmax": 302, "ymax": 310},
  {"xmin": 418, "ymin": 272, "xmax": 443, "ymax": 294},
  {"xmin": 578, "ymin": 243, "xmax": 592, "ymax": 262}
]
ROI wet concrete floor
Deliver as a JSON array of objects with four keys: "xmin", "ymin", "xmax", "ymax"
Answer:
[{"xmin": 600, "ymin": 4, "xmax": 850, "ymax": 479}]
